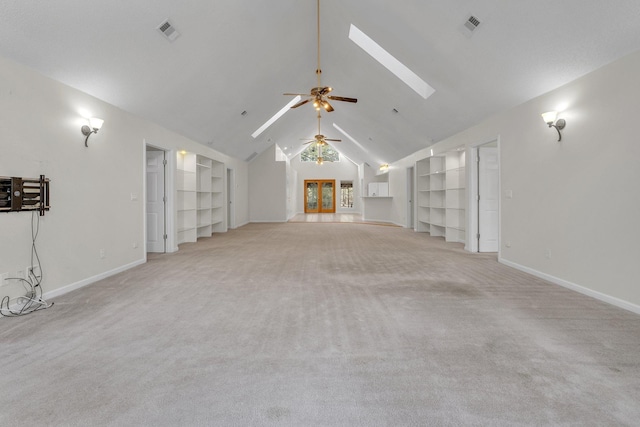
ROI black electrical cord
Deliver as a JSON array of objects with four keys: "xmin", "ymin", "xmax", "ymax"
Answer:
[{"xmin": 0, "ymin": 211, "xmax": 52, "ymax": 317}]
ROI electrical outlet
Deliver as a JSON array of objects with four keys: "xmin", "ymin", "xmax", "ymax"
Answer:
[
  {"xmin": 545, "ymin": 249, "xmax": 551, "ymax": 259},
  {"xmin": 0, "ymin": 272, "xmax": 9, "ymax": 287},
  {"xmin": 99, "ymin": 249, "xmax": 106, "ymax": 259},
  {"xmin": 15, "ymin": 269, "xmax": 25, "ymax": 280}
]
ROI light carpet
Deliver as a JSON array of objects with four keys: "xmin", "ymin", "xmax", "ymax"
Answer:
[{"xmin": 1, "ymin": 222, "xmax": 640, "ymax": 426}]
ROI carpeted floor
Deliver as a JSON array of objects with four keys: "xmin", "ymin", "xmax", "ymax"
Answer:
[{"xmin": 2, "ymin": 222, "xmax": 640, "ymax": 426}]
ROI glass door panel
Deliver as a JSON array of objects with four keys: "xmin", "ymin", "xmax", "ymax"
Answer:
[
  {"xmin": 306, "ymin": 181, "xmax": 319, "ymax": 213},
  {"xmin": 322, "ymin": 182, "xmax": 334, "ymax": 210},
  {"xmin": 304, "ymin": 180, "xmax": 335, "ymax": 213}
]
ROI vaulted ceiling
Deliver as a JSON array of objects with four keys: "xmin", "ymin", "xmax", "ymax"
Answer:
[{"xmin": 1, "ymin": 1, "xmax": 640, "ymax": 166}]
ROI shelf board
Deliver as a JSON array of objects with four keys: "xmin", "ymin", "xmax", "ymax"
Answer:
[
  {"xmin": 446, "ymin": 187, "xmax": 465, "ymax": 191},
  {"xmin": 178, "ymin": 226, "xmax": 195, "ymax": 232},
  {"xmin": 446, "ymin": 207, "xmax": 464, "ymax": 210},
  {"xmin": 430, "ymin": 206, "xmax": 445, "ymax": 210},
  {"xmin": 196, "ymin": 163, "xmax": 211, "ymax": 168},
  {"xmin": 431, "ymin": 188, "xmax": 445, "ymax": 192},
  {"xmin": 431, "ymin": 223, "xmax": 446, "ymax": 228},
  {"xmin": 447, "ymin": 226, "xmax": 466, "ymax": 231}
]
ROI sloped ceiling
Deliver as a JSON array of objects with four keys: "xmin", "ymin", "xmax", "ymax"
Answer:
[{"xmin": 1, "ymin": 1, "xmax": 640, "ymax": 166}]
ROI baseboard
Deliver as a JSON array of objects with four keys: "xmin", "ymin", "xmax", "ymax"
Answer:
[
  {"xmin": 499, "ymin": 257, "xmax": 640, "ymax": 315},
  {"xmin": 249, "ymin": 220, "xmax": 288, "ymax": 223},
  {"xmin": 43, "ymin": 258, "xmax": 146, "ymax": 301}
]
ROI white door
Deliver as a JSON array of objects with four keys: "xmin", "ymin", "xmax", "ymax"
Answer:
[
  {"xmin": 227, "ymin": 168, "xmax": 235, "ymax": 229},
  {"xmin": 478, "ymin": 147, "xmax": 499, "ymax": 252},
  {"xmin": 146, "ymin": 149, "xmax": 166, "ymax": 253},
  {"xmin": 407, "ymin": 167, "xmax": 414, "ymax": 229}
]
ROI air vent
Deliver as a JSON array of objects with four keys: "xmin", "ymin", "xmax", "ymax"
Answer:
[
  {"xmin": 460, "ymin": 15, "xmax": 481, "ymax": 38},
  {"xmin": 465, "ymin": 16, "xmax": 481, "ymax": 31},
  {"xmin": 157, "ymin": 19, "xmax": 180, "ymax": 42},
  {"xmin": 245, "ymin": 152, "xmax": 258, "ymax": 162}
]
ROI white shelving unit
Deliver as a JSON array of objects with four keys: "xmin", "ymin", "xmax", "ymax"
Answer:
[
  {"xmin": 196, "ymin": 156, "xmax": 213, "ymax": 238},
  {"xmin": 445, "ymin": 148, "xmax": 466, "ymax": 243},
  {"xmin": 429, "ymin": 155, "xmax": 446, "ymax": 238},
  {"xmin": 416, "ymin": 158, "xmax": 430, "ymax": 233},
  {"xmin": 177, "ymin": 152, "xmax": 225, "ymax": 246},
  {"xmin": 415, "ymin": 147, "xmax": 466, "ymax": 243},
  {"xmin": 210, "ymin": 160, "xmax": 225, "ymax": 233},
  {"xmin": 177, "ymin": 152, "xmax": 197, "ymax": 245}
]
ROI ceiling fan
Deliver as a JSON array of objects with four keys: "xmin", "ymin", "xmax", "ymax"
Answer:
[
  {"xmin": 302, "ymin": 112, "xmax": 342, "ymax": 145},
  {"xmin": 284, "ymin": 0, "xmax": 357, "ymax": 113}
]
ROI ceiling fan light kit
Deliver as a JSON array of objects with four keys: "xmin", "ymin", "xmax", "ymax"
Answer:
[{"xmin": 284, "ymin": 0, "xmax": 357, "ymax": 113}]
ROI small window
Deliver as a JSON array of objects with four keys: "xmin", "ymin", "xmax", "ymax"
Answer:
[{"xmin": 340, "ymin": 181, "xmax": 353, "ymax": 208}]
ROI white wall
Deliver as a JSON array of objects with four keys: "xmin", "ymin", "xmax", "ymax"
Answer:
[
  {"xmin": 389, "ymin": 50, "xmax": 640, "ymax": 310},
  {"xmin": 0, "ymin": 55, "xmax": 248, "ymax": 302},
  {"xmin": 248, "ymin": 144, "xmax": 287, "ymax": 222},
  {"xmin": 289, "ymin": 153, "xmax": 361, "ymax": 214}
]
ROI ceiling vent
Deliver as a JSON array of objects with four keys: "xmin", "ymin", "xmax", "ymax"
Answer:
[
  {"xmin": 460, "ymin": 15, "xmax": 481, "ymax": 38},
  {"xmin": 245, "ymin": 152, "xmax": 258, "ymax": 162},
  {"xmin": 157, "ymin": 19, "xmax": 180, "ymax": 42}
]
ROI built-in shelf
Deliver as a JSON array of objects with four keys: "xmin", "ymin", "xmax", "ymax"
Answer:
[
  {"xmin": 415, "ymin": 147, "xmax": 466, "ymax": 243},
  {"xmin": 177, "ymin": 152, "xmax": 226, "ymax": 245}
]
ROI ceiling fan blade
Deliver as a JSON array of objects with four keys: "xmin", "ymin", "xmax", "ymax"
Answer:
[
  {"xmin": 302, "ymin": 140, "xmax": 315, "ymax": 145},
  {"xmin": 325, "ymin": 138, "xmax": 341, "ymax": 142},
  {"xmin": 322, "ymin": 100, "xmax": 334, "ymax": 112},
  {"xmin": 290, "ymin": 99, "xmax": 311, "ymax": 109},
  {"xmin": 319, "ymin": 87, "xmax": 333, "ymax": 95},
  {"xmin": 327, "ymin": 95, "xmax": 358, "ymax": 103},
  {"xmin": 283, "ymin": 93, "xmax": 310, "ymax": 96}
]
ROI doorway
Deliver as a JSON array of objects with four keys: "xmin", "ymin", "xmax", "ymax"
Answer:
[
  {"xmin": 227, "ymin": 168, "xmax": 235, "ymax": 229},
  {"xmin": 304, "ymin": 180, "xmax": 336, "ymax": 213},
  {"xmin": 468, "ymin": 139, "xmax": 500, "ymax": 253},
  {"xmin": 407, "ymin": 166, "xmax": 414, "ymax": 229},
  {"xmin": 478, "ymin": 146, "xmax": 499, "ymax": 252},
  {"xmin": 145, "ymin": 147, "xmax": 166, "ymax": 253}
]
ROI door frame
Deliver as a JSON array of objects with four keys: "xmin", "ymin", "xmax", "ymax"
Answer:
[
  {"xmin": 143, "ymin": 141, "xmax": 177, "ymax": 255},
  {"xmin": 407, "ymin": 166, "xmax": 414, "ymax": 229},
  {"xmin": 145, "ymin": 147, "xmax": 166, "ymax": 253},
  {"xmin": 304, "ymin": 179, "xmax": 336, "ymax": 213},
  {"xmin": 227, "ymin": 167, "xmax": 235, "ymax": 229},
  {"xmin": 467, "ymin": 137, "xmax": 501, "ymax": 253}
]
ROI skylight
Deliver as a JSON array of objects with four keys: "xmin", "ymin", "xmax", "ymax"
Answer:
[
  {"xmin": 348, "ymin": 24, "xmax": 434, "ymax": 99},
  {"xmin": 251, "ymin": 96, "xmax": 301, "ymax": 139},
  {"xmin": 332, "ymin": 123, "xmax": 367, "ymax": 152}
]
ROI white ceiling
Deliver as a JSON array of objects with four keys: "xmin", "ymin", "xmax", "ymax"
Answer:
[{"xmin": 2, "ymin": 1, "xmax": 640, "ymax": 165}]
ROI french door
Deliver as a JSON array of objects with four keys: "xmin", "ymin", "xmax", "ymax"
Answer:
[{"xmin": 304, "ymin": 180, "xmax": 336, "ymax": 213}]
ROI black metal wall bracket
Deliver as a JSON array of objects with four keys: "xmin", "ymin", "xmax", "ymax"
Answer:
[{"xmin": 0, "ymin": 175, "xmax": 50, "ymax": 216}]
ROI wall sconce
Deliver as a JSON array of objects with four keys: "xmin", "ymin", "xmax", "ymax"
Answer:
[
  {"xmin": 541, "ymin": 111, "xmax": 566, "ymax": 141},
  {"xmin": 81, "ymin": 117, "xmax": 104, "ymax": 147},
  {"xmin": 379, "ymin": 164, "xmax": 389, "ymax": 172}
]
